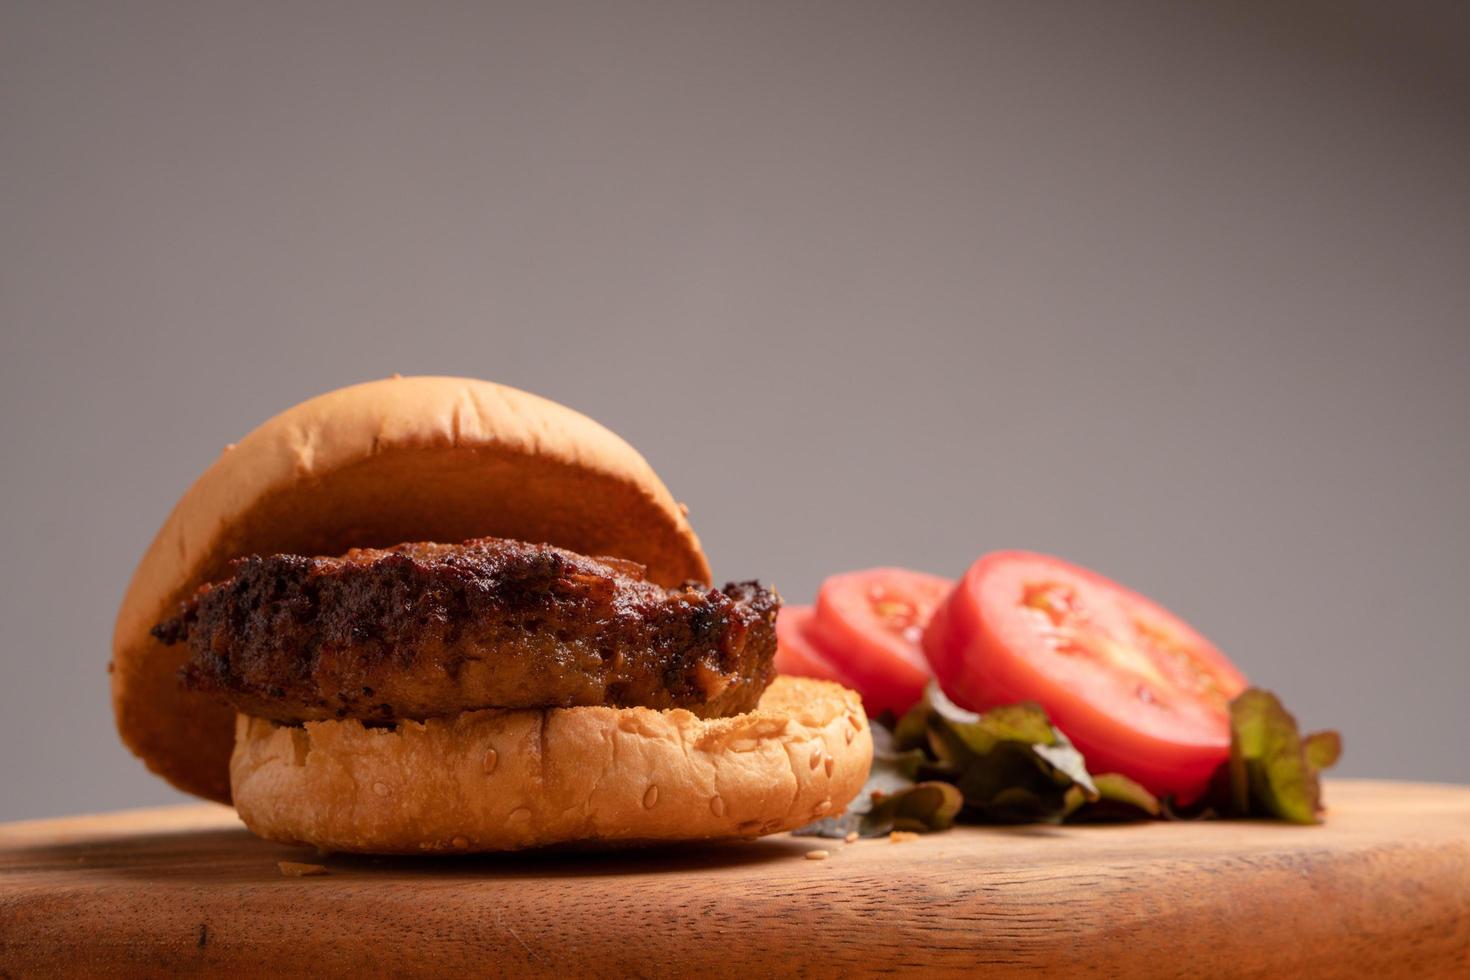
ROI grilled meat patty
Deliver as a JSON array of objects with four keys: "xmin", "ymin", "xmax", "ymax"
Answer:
[{"xmin": 153, "ymin": 537, "xmax": 779, "ymax": 723}]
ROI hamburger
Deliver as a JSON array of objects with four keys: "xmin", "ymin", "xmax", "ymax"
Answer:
[{"xmin": 112, "ymin": 376, "xmax": 872, "ymax": 853}]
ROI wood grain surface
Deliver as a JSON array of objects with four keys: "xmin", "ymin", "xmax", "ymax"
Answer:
[{"xmin": 2, "ymin": 779, "xmax": 1467, "ymax": 978}]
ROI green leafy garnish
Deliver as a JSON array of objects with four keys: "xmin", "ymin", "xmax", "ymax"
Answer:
[
  {"xmin": 801, "ymin": 682, "xmax": 1339, "ymax": 836},
  {"xmin": 1222, "ymin": 688, "xmax": 1339, "ymax": 824},
  {"xmin": 861, "ymin": 782, "xmax": 965, "ymax": 836},
  {"xmin": 1303, "ymin": 730, "xmax": 1343, "ymax": 772},
  {"xmin": 1065, "ymin": 772, "xmax": 1162, "ymax": 822},
  {"xmin": 898, "ymin": 683, "xmax": 1098, "ymax": 823},
  {"xmin": 793, "ymin": 719, "xmax": 963, "ymax": 839}
]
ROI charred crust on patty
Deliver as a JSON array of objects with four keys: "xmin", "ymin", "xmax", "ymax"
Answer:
[{"xmin": 153, "ymin": 537, "xmax": 779, "ymax": 723}]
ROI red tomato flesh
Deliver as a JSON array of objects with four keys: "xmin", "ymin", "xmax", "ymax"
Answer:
[
  {"xmin": 809, "ymin": 568, "xmax": 953, "ymax": 716},
  {"xmin": 923, "ymin": 551, "xmax": 1247, "ymax": 800},
  {"xmin": 774, "ymin": 606, "xmax": 859, "ymax": 689}
]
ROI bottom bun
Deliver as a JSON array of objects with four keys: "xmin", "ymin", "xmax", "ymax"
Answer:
[{"xmin": 230, "ymin": 675, "xmax": 872, "ymax": 853}]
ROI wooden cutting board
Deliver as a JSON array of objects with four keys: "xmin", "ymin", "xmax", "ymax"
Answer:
[{"xmin": 2, "ymin": 779, "xmax": 1467, "ymax": 978}]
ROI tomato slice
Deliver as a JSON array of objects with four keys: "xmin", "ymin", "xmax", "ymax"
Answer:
[
  {"xmin": 923, "ymin": 551, "xmax": 1247, "ymax": 800},
  {"xmin": 809, "ymin": 568, "xmax": 953, "ymax": 716},
  {"xmin": 774, "ymin": 606, "xmax": 859, "ymax": 689}
]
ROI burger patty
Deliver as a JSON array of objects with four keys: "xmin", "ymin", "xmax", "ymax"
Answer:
[{"xmin": 153, "ymin": 537, "xmax": 779, "ymax": 723}]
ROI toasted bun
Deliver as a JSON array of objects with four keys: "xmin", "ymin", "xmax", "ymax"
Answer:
[
  {"xmin": 113, "ymin": 376, "xmax": 710, "ymax": 803},
  {"xmin": 230, "ymin": 676, "xmax": 871, "ymax": 853}
]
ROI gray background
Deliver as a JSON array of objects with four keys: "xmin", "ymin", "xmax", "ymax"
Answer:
[{"xmin": 3, "ymin": 1, "xmax": 1467, "ymax": 821}]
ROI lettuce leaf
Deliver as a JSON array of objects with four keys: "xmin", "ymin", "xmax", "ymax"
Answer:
[
  {"xmin": 793, "ymin": 718, "xmax": 962, "ymax": 839},
  {"xmin": 1303, "ymin": 730, "xmax": 1343, "ymax": 771},
  {"xmin": 1222, "ymin": 688, "xmax": 1339, "ymax": 824},
  {"xmin": 861, "ymin": 781, "xmax": 965, "ymax": 836},
  {"xmin": 798, "ymin": 682, "xmax": 1339, "ymax": 836},
  {"xmin": 897, "ymin": 682, "xmax": 1098, "ymax": 823},
  {"xmin": 1064, "ymin": 772, "xmax": 1161, "ymax": 822}
]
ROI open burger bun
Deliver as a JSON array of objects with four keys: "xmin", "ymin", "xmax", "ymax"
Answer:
[
  {"xmin": 231, "ymin": 676, "xmax": 871, "ymax": 853},
  {"xmin": 112, "ymin": 376, "xmax": 711, "ymax": 803}
]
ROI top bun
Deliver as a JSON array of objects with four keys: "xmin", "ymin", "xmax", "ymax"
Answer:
[{"xmin": 112, "ymin": 376, "xmax": 710, "ymax": 803}]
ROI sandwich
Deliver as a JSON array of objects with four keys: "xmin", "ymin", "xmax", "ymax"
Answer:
[{"xmin": 112, "ymin": 376, "xmax": 872, "ymax": 853}]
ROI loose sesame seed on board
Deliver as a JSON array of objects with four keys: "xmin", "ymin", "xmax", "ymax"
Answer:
[{"xmin": 278, "ymin": 861, "xmax": 328, "ymax": 877}]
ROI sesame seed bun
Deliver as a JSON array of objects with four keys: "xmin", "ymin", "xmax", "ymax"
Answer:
[
  {"xmin": 112, "ymin": 376, "xmax": 710, "ymax": 804},
  {"xmin": 229, "ymin": 676, "xmax": 870, "ymax": 853}
]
